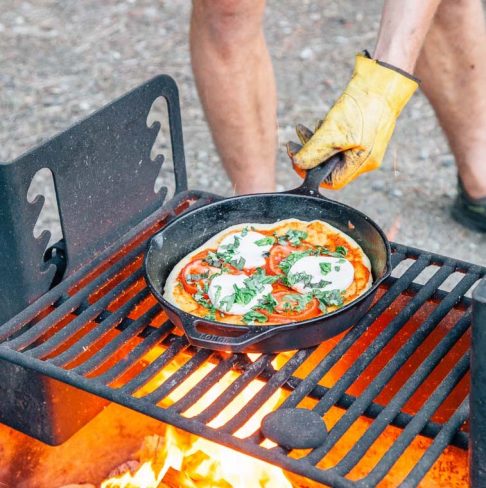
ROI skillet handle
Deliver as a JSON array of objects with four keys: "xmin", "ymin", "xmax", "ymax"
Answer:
[
  {"xmin": 182, "ymin": 318, "xmax": 279, "ymax": 353},
  {"xmin": 287, "ymin": 154, "xmax": 342, "ymax": 197}
]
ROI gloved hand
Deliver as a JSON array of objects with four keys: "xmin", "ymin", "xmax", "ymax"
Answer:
[{"xmin": 288, "ymin": 52, "xmax": 419, "ymax": 190}]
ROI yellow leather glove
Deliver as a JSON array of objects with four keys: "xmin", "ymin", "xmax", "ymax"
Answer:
[{"xmin": 289, "ymin": 52, "xmax": 419, "ymax": 190}]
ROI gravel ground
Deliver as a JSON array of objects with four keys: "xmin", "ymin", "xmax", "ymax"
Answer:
[{"xmin": 1, "ymin": 0, "xmax": 485, "ymax": 266}]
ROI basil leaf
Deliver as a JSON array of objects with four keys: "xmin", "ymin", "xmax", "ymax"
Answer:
[
  {"xmin": 242, "ymin": 310, "xmax": 268, "ymax": 324},
  {"xmin": 335, "ymin": 246, "xmax": 348, "ymax": 257},
  {"xmin": 213, "ymin": 285, "xmax": 222, "ymax": 305},
  {"xmin": 257, "ymin": 294, "xmax": 278, "ymax": 313},
  {"xmin": 313, "ymin": 289, "xmax": 344, "ymax": 308},
  {"xmin": 193, "ymin": 283, "xmax": 218, "ymax": 318},
  {"xmin": 286, "ymin": 271, "xmax": 313, "ymax": 287},
  {"xmin": 308, "ymin": 279, "xmax": 331, "ymax": 289},
  {"xmin": 315, "ymin": 246, "xmax": 349, "ymax": 259},
  {"xmin": 251, "ymin": 267, "xmax": 280, "ymax": 286},
  {"xmin": 232, "ymin": 257, "xmax": 246, "ymax": 270},
  {"xmin": 281, "ymin": 293, "xmax": 313, "ymax": 312},
  {"xmin": 186, "ymin": 271, "xmax": 209, "ymax": 282},
  {"xmin": 219, "ymin": 294, "xmax": 235, "ymax": 312},
  {"xmin": 319, "ymin": 262, "xmax": 332, "ymax": 275},
  {"xmin": 255, "ymin": 236, "xmax": 275, "ymax": 247},
  {"xmin": 233, "ymin": 283, "xmax": 257, "ymax": 305},
  {"xmin": 276, "ymin": 229, "xmax": 308, "ymax": 247},
  {"xmin": 205, "ymin": 308, "xmax": 216, "ymax": 320},
  {"xmin": 204, "ymin": 251, "xmax": 223, "ymax": 267},
  {"xmin": 279, "ymin": 250, "xmax": 314, "ymax": 275}
]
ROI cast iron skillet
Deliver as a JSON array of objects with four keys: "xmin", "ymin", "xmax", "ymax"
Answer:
[{"xmin": 144, "ymin": 155, "xmax": 392, "ymax": 353}]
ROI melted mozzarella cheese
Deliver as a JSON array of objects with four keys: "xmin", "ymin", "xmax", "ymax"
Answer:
[
  {"xmin": 208, "ymin": 273, "xmax": 272, "ymax": 315},
  {"xmin": 217, "ymin": 230, "xmax": 273, "ymax": 269},
  {"xmin": 288, "ymin": 255, "xmax": 354, "ymax": 294}
]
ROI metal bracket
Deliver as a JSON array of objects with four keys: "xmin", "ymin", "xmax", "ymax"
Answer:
[{"xmin": 0, "ymin": 75, "xmax": 187, "ymax": 324}]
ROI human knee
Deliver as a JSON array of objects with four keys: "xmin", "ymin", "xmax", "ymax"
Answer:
[
  {"xmin": 192, "ymin": 0, "xmax": 265, "ymax": 47},
  {"xmin": 434, "ymin": 0, "xmax": 482, "ymax": 25}
]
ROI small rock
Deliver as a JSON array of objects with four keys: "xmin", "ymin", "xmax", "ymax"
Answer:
[
  {"xmin": 299, "ymin": 47, "xmax": 314, "ymax": 60},
  {"xmin": 439, "ymin": 154, "xmax": 455, "ymax": 167},
  {"xmin": 390, "ymin": 188, "xmax": 403, "ymax": 198},
  {"xmin": 419, "ymin": 148, "xmax": 429, "ymax": 161},
  {"xmin": 371, "ymin": 180, "xmax": 385, "ymax": 192},
  {"xmin": 195, "ymin": 150, "xmax": 208, "ymax": 161}
]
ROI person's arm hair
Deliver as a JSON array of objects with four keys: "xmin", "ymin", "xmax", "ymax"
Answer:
[{"xmin": 374, "ymin": 0, "xmax": 442, "ymax": 73}]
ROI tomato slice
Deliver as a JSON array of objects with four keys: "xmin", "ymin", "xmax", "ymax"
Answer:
[
  {"xmin": 266, "ymin": 245, "xmax": 293, "ymax": 275},
  {"xmin": 180, "ymin": 259, "xmax": 219, "ymax": 295},
  {"xmin": 266, "ymin": 244, "xmax": 311, "ymax": 275},
  {"xmin": 264, "ymin": 291, "xmax": 320, "ymax": 323}
]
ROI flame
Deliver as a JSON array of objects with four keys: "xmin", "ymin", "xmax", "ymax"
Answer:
[
  {"xmin": 100, "ymin": 348, "xmax": 293, "ymax": 488},
  {"xmin": 102, "ymin": 427, "xmax": 292, "ymax": 488}
]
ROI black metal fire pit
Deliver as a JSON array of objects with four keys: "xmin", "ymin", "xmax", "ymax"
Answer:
[{"xmin": 0, "ymin": 75, "xmax": 484, "ymax": 487}]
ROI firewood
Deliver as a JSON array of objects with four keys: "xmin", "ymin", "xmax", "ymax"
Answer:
[{"xmin": 107, "ymin": 459, "xmax": 140, "ymax": 478}]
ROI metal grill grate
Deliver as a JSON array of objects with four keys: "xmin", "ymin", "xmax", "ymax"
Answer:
[{"xmin": 0, "ymin": 190, "xmax": 484, "ymax": 487}]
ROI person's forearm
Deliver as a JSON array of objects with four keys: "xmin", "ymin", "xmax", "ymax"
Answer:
[{"xmin": 374, "ymin": 0, "xmax": 442, "ymax": 73}]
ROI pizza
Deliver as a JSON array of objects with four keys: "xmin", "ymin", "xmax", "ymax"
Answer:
[{"xmin": 163, "ymin": 219, "xmax": 372, "ymax": 325}]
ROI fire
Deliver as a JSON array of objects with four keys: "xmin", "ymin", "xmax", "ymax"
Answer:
[
  {"xmin": 101, "ymin": 349, "xmax": 293, "ymax": 488},
  {"xmin": 101, "ymin": 429, "xmax": 292, "ymax": 488}
]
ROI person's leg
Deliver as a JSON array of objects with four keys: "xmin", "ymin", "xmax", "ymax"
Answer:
[
  {"xmin": 415, "ymin": 0, "xmax": 486, "ymax": 199},
  {"xmin": 190, "ymin": 0, "xmax": 277, "ymax": 194}
]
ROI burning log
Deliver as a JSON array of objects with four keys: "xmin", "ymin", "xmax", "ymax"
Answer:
[{"xmin": 100, "ymin": 429, "xmax": 328, "ymax": 488}]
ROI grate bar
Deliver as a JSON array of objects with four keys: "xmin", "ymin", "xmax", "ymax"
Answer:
[
  {"xmin": 392, "ymin": 242, "xmax": 485, "ymax": 276},
  {"xmin": 222, "ymin": 348, "xmax": 315, "ymax": 435},
  {"xmin": 310, "ymin": 264, "xmax": 453, "ymax": 419},
  {"xmin": 306, "ymin": 272, "xmax": 475, "ymax": 466},
  {"xmin": 142, "ymin": 349, "xmax": 213, "ymax": 404},
  {"xmin": 73, "ymin": 304, "xmax": 164, "ymax": 376},
  {"xmin": 194, "ymin": 354, "xmax": 274, "ymax": 424},
  {"xmin": 398, "ymin": 398, "xmax": 469, "ymax": 487},
  {"xmin": 24, "ymin": 268, "xmax": 144, "ymax": 356},
  {"xmin": 49, "ymin": 288, "xmax": 152, "ymax": 366},
  {"xmin": 170, "ymin": 355, "xmax": 242, "ymax": 414},
  {"xmin": 280, "ymin": 256, "xmax": 431, "ymax": 411},
  {"xmin": 364, "ymin": 352, "xmax": 470, "ymax": 487},
  {"xmin": 390, "ymin": 251, "xmax": 406, "ymax": 268},
  {"xmin": 279, "ymin": 374, "xmax": 468, "ymax": 450},
  {"xmin": 332, "ymin": 311, "xmax": 471, "ymax": 474},
  {"xmin": 95, "ymin": 321, "xmax": 175, "ymax": 384},
  {"xmin": 120, "ymin": 337, "xmax": 189, "ymax": 394}
]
